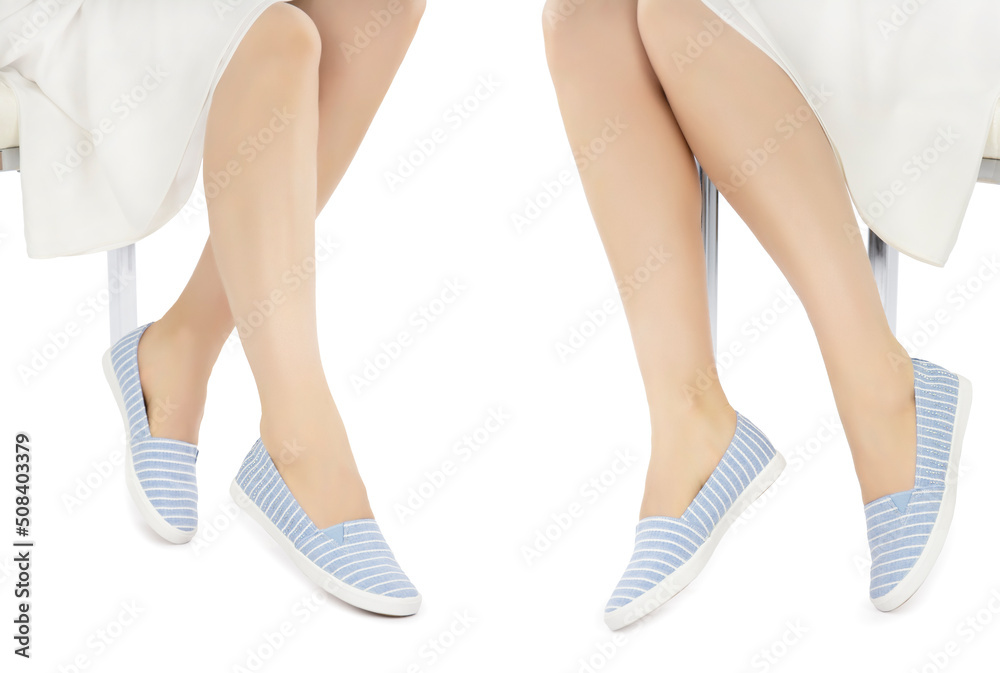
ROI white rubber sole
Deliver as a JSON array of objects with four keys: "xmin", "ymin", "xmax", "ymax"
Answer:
[
  {"xmin": 872, "ymin": 374, "xmax": 973, "ymax": 612},
  {"xmin": 605, "ymin": 451, "xmax": 787, "ymax": 631},
  {"xmin": 102, "ymin": 347, "xmax": 196, "ymax": 545},
  {"xmin": 230, "ymin": 479, "xmax": 421, "ymax": 617}
]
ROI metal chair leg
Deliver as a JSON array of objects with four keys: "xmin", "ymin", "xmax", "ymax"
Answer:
[
  {"xmin": 700, "ymin": 165, "xmax": 720, "ymax": 351},
  {"xmin": 0, "ymin": 147, "xmax": 19, "ymax": 171},
  {"xmin": 980, "ymin": 157, "xmax": 1000, "ymax": 185},
  {"xmin": 700, "ymin": 172, "xmax": 900, "ymax": 342},
  {"xmin": 867, "ymin": 230, "xmax": 899, "ymax": 335},
  {"xmin": 107, "ymin": 244, "xmax": 138, "ymax": 344}
]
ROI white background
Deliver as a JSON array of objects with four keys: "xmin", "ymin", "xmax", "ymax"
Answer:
[{"xmin": 2, "ymin": 1, "xmax": 1000, "ymax": 671}]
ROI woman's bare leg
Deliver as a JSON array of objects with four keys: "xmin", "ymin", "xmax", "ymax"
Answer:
[
  {"xmin": 137, "ymin": 2, "xmax": 381, "ymax": 529},
  {"xmin": 635, "ymin": 0, "xmax": 915, "ymax": 504},
  {"xmin": 293, "ymin": 0, "xmax": 426, "ymax": 205},
  {"xmin": 205, "ymin": 3, "xmax": 373, "ymax": 528},
  {"xmin": 137, "ymin": 1, "xmax": 423, "ymax": 524},
  {"xmin": 544, "ymin": 0, "xmax": 738, "ymax": 519}
]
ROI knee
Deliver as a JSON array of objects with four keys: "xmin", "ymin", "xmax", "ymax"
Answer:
[
  {"xmin": 255, "ymin": 3, "xmax": 323, "ymax": 71},
  {"xmin": 542, "ymin": 0, "xmax": 636, "ymax": 77}
]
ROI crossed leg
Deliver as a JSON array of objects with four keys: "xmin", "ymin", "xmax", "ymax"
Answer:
[{"xmin": 137, "ymin": 0, "xmax": 425, "ymax": 527}]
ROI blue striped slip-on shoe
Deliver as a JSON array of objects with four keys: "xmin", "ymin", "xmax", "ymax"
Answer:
[
  {"xmin": 604, "ymin": 413, "xmax": 785, "ymax": 630},
  {"xmin": 865, "ymin": 359, "xmax": 972, "ymax": 612},
  {"xmin": 231, "ymin": 439, "xmax": 421, "ymax": 617},
  {"xmin": 102, "ymin": 323, "xmax": 199, "ymax": 544}
]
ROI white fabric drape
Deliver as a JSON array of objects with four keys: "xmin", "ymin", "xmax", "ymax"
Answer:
[
  {"xmin": 699, "ymin": 0, "xmax": 1000, "ymax": 266},
  {"xmin": 1, "ymin": 0, "xmax": 288, "ymax": 258}
]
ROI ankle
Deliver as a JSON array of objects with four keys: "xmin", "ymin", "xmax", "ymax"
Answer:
[
  {"xmin": 257, "ymin": 411, "xmax": 373, "ymax": 526},
  {"xmin": 840, "ymin": 356, "xmax": 916, "ymax": 456},
  {"xmin": 141, "ymin": 320, "xmax": 218, "ymax": 386},
  {"xmin": 649, "ymin": 396, "xmax": 736, "ymax": 457},
  {"xmin": 853, "ymin": 345, "xmax": 914, "ymax": 409},
  {"xmin": 259, "ymin": 405, "xmax": 351, "ymax": 467}
]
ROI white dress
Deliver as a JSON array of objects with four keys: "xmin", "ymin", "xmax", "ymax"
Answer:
[
  {"xmin": 699, "ymin": 0, "xmax": 1000, "ymax": 266},
  {"xmin": 1, "ymin": 0, "xmax": 288, "ymax": 258}
]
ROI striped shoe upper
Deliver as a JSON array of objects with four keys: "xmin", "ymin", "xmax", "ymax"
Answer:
[
  {"xmin": 606, "ymin": 413, "xmax": 778, "ymax": 614},
  {"xmin": 110, "ymin": 324, "xmax": 199, "ymax": 533},
  {"xmin": 865, "ymin": 359, "xmax": 960, "ymax": 601},
  {"xmin": 130, "ymin": 439, "xmax": 199, "ymax": 532},
  {"xmin": 235, "ymin": 440, "xmax": 418, "ymax": 599}
]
